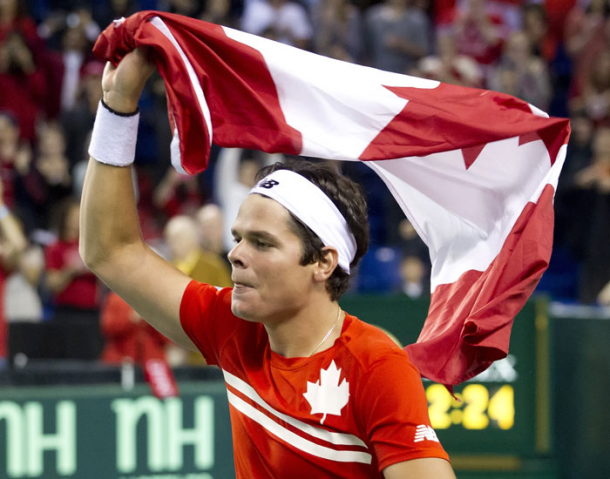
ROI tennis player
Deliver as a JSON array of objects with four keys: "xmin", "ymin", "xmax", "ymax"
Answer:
[{"xmin": 80, "ymin": 48, "xmax": 455, "ymax": 479}]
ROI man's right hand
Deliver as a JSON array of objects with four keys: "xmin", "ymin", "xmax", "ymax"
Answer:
[{"xmin": 102, "ymin": 48, "xmax": 155, "ymax": 114}]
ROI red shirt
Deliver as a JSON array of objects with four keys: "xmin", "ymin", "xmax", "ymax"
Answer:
[
  {"xmin": 45, "ymin": 240, "xmax": 98, "ymax": 309},
  {"xmin": 100, "ymin": 292, "xmax": 169, "ymax": 364},
  {"xmin": 0, "ymin": 69, "xmax": 47, "ymax": 142},
  {"xmin": 180, "ymin": 281, "xmax": 449, "ymax": 478}
]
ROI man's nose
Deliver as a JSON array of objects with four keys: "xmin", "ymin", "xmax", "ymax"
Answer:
[{"xmin": 228, "ymin": 240, "xmax": 246, "ymax": 268}]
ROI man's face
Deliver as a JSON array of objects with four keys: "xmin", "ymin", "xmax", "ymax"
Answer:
[{"xmin": 228, "ymin": 194, "xmax": 315, "ymax": 323}]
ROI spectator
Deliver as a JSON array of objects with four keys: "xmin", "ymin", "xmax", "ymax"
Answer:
[
  {"xmin": 0, "ymin": 31, "xmax": 47, "ymax": 141},
  {"xmin": 195, "ymin": 203, "xmax": 228, "ymax": 257},
  {"xmin": 312, "ymin": 0, "xmax": 363, "ymax": 62},
  {"xmin": 575, "ymin": 126, "xmax": 610, "ymax": 303},
  {"xmin": 418, "ymin": 30, "xmax": 482, "ymax": 87},
  {"xmin": 364, "ymin": 0, "xmax": 431, "ymax": 74},
  {"xmin": 0, "ymin": 179, "xmax": 27, "ymax": 366},
  {"xmin": 38, "ymin": 7, "xmax": 100, "ymax": 117},
  {"xmin": 58, "ymin": 24, "xmax": 96, "ymax": 114},
  {"xmin": 565, "ymin": 0, "xmax": 610, "ymax": 72},
  {"xmin": 452, "ymin": 0, "xmax": 505, "ymax": 80},
  {"xmin": 573, "ymin": 49, "xmax": 610, "ymax": 124},
  {"xmin": 399, "ymin": 255, "xmax": 428, "ymax": 298},
  {"xmin": 522, "ymin": 3, "xmax": 557, "ymax": 63},
  {"xmin": 20, "ymin": 122, "xmax": 72, "ymax": 230},
  {"xmin": 397, "ymin": 218, "xmax": 428, "ymax": 262},
  {"xmin": 38, "ymin": 7, "xmax": 100, "ymax": 48},
  {"xmin": 164, "ymin": 213, "xmax": 231, "ymax": 365},
  {"xmin": 164, "ymin": 214, "xmax": 232, "ymax": 287},
  {"xmin": 4, "ymin": 241, "xmax": 44, "ymax": 322},
  {"xmin": 241, "ymin": 0, "xmax": 313, "ymax": 49},
  {"xmin": 100, "ymin": 291, "xmax": 170, "ymax": 364},
  {"xmin": 397, "ymin": 217, "xmax": 430, "ymax": 297},
  {"xmin": 565, "ymin": 0, "xmax": 610, "ymax": 113},
  {"xmin": 488, "ymin": 30, "xmax": 551, "ymax": 111},
  {"xmin": 45, "ymin": 197, "xmax": 102, "ymax": 359},
  {"xmin": 0, "ymin": 0, "xmax": 40, "ymax": 48}
]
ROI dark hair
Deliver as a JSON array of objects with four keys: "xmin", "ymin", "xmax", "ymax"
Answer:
[{"xmin": 255, "ymin": 161, "xmax": 369, "ymax": 300}]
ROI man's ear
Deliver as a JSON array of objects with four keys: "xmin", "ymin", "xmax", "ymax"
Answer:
[{"xmin": 313, "ymin": 247, "xmax": 339, "ymax": 283}]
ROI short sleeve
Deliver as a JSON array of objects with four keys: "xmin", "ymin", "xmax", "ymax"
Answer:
[
  {"xmin": 179, "ymin": 280, "xmax": 240, "ymax": 366},
  {"xmin": 357, "ymin": 351, "xmax": 449, "ymax": 471}
]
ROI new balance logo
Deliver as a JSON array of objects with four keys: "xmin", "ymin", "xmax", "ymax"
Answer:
[
  {"xmin": 414, "ymin": 425, "xmax": 439, "ymax": 443},
  {"xmin": 259, "ymin": 179, "xmax": 279, "ymax": 189}
]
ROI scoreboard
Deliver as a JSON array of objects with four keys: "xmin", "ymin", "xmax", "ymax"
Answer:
[{"xmin": 340, "ymin": 295, "xmax": 552, "ymax": 472}]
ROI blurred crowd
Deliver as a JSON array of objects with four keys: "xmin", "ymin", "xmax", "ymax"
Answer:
[{"xmin": 1, "ymin": 0, "xmax": 610, "ymax": 366}]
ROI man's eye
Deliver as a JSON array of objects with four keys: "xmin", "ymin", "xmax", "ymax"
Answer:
[
  {"xmin": 232, "ymin": 237, "xmax": 241, "ymax": 244},
  {"xmin": 255, "ymin": 240, "xmax": 270, "ymax": 248}
]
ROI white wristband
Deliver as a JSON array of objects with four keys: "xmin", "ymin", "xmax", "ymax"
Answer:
[{"xmin": 88, "ymin": 100, "xmax": 139, "ymax": 167}]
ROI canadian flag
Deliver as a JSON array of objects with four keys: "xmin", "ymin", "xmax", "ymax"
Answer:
[{"xmin": 93, "ymin": 12, "xmax": 570, "ymax": 386}]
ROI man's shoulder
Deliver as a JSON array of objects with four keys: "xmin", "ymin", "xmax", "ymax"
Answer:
[
  {"xmin": 181, "ymin": 279, "xmax": 234, "ymax": 316},
  {"xmin": 342, "ymin": 314, "xmax": 411, "ymax": 369}
]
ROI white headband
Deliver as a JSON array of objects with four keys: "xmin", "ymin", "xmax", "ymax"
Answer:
[{"xmin": 249, "ymin": 170, "xmax": 357, "ymax": 274}]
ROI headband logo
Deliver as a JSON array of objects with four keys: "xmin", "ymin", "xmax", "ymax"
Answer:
[{"xmin": 259, "ymin": 179, "xmax": 279, "ymax": 189}]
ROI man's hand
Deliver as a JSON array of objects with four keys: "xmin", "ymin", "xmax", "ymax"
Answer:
[{"xmin": 102, "ymin": 48, "xmax": 155, "ymax": 114}]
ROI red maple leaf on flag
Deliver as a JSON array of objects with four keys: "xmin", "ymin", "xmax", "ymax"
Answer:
[{"xmin": 359, "ymin": 83, "xmax": 564, "ymax": 169}]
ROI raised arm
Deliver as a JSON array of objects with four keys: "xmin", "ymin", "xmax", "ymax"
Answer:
[{"xmin": 79, "ymin": 49, "xmax": 196, "ymax": 350}]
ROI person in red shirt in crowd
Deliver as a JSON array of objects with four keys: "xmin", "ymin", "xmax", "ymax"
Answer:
[
  {"xmin": 0, "ymin": 179, "xmax": 27, "ymax": 367},
  {"xmin": 452, "ymin": 0, "xmax": 507, "ymax": 79},
  {"xmin": 0, "ymin": 31, "xmax": 47, "ymax": 142},
  {"xmin": 100, "ymin": 291, "xmax": 170, "ymax": 364},
  {"xmin": 46, "ymin": 197, "xmax": 99, "ymax": 318},
  {"xmin": 0, "ymin": 0, "xmax": 39, "ymax": 47},
  {"xmin": 79, "ymin": 50, "xmax": 454, "ymax": 478},
  {"xmin": 46, "ymin": 197, "xmax": 102, "ymax": 359}
]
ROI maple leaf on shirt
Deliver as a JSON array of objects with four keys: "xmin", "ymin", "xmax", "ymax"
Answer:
[{"xmin": 303, "ymin": 360, "xmax": 350, "ymax": 425}]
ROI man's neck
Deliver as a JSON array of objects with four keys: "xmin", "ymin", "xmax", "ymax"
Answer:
[{"xmin": 265, "ymin": 298, "xmax": 343, "ymax": 358}]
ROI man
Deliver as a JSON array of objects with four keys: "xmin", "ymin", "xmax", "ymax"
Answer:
[
  {"xmin": 364, "ymin": 0, "xmax": 431, "ymax": 75},
  {"xmin": 80, "ymin": 48, "xmax": 455, "ymax": 478},
  {"xmin": 164, "ymin": 214, "xmax": 232, "ymax": 288},
  {"xmin": 195, "ymin": 203, "xmax": 226, "ymax": 257}
]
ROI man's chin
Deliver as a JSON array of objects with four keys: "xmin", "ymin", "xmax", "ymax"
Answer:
[{"xmin": 230, "ymin": 300, "xmax": 259, "ymax": 322}]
